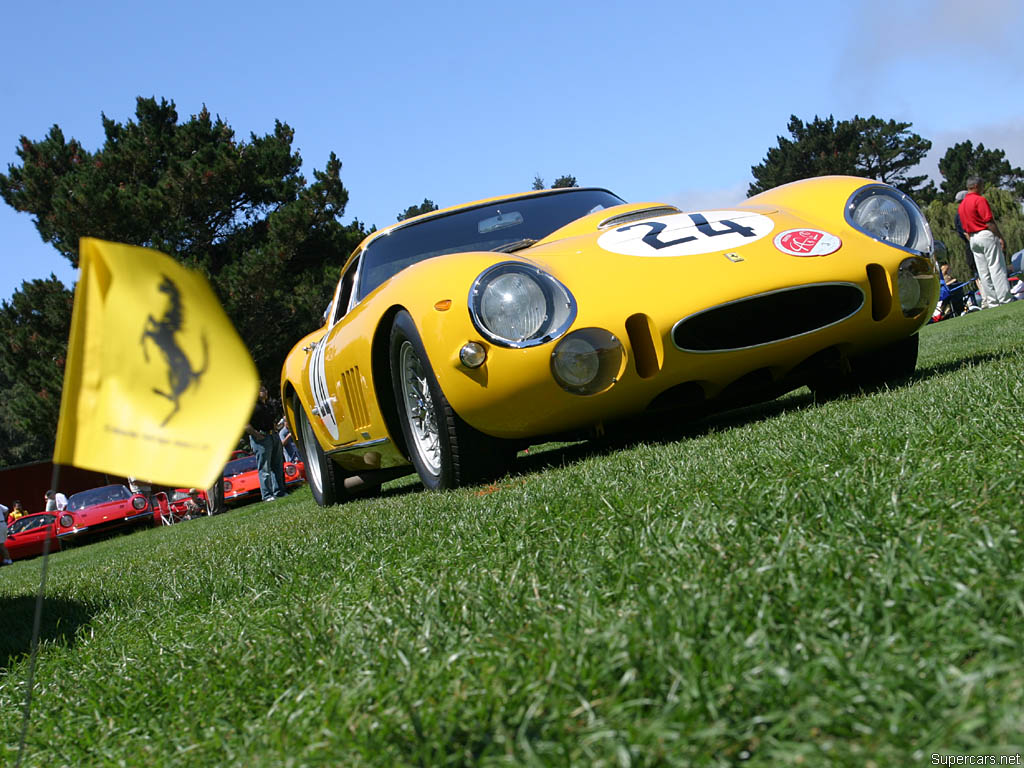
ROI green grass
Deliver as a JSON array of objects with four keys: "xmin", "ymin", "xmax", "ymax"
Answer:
[{"xmin": 3, "ymin": 303, "xmax": 1024, "ymax": 767}]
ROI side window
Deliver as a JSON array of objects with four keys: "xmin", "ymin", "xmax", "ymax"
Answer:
[{"xmin": 331, "ymin": 254, "xmax": 361, "ymax": 326}]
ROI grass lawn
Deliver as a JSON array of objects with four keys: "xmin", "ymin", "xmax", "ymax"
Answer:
[{"xmin": 2, "ymin": 302, "xmax": 1023, "ymax": 766}]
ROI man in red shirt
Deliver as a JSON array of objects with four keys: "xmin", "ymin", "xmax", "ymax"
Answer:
[{"xmin": 958, "ymin": 176, "xmax": 1014, "ymax": 307}]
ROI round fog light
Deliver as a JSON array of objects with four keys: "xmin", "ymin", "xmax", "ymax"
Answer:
[
  {"xmin": 552, "ymin": 337, "xmax": 600, "ymax": 387},
  {"xmin": 551, "ymin": 328, "xmax": 624, "ymax": 395},
  {"xmin": 459, "ymin": 341, "xmax": 487, "ymax": 369},
  {"xmin": 898, "ymin": 257, "xmax": 933, "ymax": 317}
]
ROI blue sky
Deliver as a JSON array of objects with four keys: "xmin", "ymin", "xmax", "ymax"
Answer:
[{"xmin": 2, "ymin": 0, "xmax": 1023, "ymax": 301}]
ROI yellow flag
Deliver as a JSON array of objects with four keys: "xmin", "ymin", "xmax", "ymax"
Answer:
[{"xmin": 53, "ymin": 238, "xmax": 259, "ymax": 489}]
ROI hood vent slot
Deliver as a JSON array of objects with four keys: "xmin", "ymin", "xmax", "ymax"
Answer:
[{"xmin": 599, "ymin": 206, "xmax": 681, "ymax": 229}]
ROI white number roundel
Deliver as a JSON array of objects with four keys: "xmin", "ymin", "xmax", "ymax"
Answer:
[{"xmin": 597, "ymin": 210, "xmax": 775, "ymax": 258}]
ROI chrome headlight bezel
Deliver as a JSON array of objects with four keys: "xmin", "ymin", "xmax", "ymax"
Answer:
[
  {"xmin": 845, "ymin": 184, "xmax": 933, "ymax": 256},
  {"xmin": 468, "ymin": 262, "xmax": 577, "ymax": 348}
]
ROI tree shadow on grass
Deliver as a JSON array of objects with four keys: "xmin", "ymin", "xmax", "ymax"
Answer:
[{"xmin": 0, "ymin": 593, "xmax": 102, "ymax": 670}]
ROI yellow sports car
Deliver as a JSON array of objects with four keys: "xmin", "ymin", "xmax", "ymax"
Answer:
[{"xmin": 282, "ymin": 176, "xmax": 939, "ymax": 504}]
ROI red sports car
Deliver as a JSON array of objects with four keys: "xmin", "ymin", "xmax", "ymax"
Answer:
[
  {"xmin": 7, "ymin": 512, "xmax": 61, "ymax": 560},
  {"xmin": 223, "ymin": 453, "xmax": 306, "ymax": 505},
  {"xmin": 282, "ymin": 436, "xmax": 307, "ymax": 487},
  {"xmin": 56, "ymin": 485, "xmax": 158, "ymax": 545}
]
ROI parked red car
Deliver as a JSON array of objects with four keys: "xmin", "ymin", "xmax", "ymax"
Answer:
[
  {"xmin": 223, "ymin": 453, "xmax": 306, "ymax": 505},
  {"xmin": 222, "ymin": 455, "xmax": 261, "ymax": 505},
  {"xmin": 282, "ymin": 437, "xmax": 307, "ymax": 484},
  {"xmin": 56, "ymin": 484, "xmax": 158, "ymax": 545},
  {"xmin": 7, "ymin": 512, "xmax": 61, "ymax": 560}
]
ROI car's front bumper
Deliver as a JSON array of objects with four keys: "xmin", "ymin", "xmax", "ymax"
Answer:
[{"xmin": 56, "ymin": 509, "xmax": 155, "ymax": 539}]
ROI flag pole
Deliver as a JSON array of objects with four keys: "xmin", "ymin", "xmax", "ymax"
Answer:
[{"xmin": 16, "ymin": 462, "xmax": 60, "ymax": 768}]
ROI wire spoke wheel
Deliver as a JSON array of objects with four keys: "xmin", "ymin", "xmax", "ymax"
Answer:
[
  {"xmin": 298, "ymin": 401, "xmax": 324, "ymax": 493},
  {"xmin": 399, "ymin": 341, "xmax": 442, "ymax": 475},
  {"xmin": 291, "ymin": 392, "xmax": 350, "ymax": 506},
  {"xmin": 389, "ymin": 310, "xmax": 514, "ymax": 490}
]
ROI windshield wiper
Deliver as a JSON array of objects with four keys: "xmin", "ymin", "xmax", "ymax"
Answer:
[{"xmin": 490, "ymin": 238, "xmax": 537, "ymax": 253}]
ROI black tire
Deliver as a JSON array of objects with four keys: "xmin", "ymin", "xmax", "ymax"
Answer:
[
  {"xmin": 205, "ymin": 478, "xmax": 226, "ymax": 515},
  {"xmin": 389, "ymin": 310, "xmax": 513, "ymax": 490},
  {"xmin": 809, "ymin": 333, "xmax": 919, "ymax": 400},
  {"xmin": 291, "ymin": 393, "xmax": 350, "ymax": 506},
  {"xmin": 851, "ymin": 332, "xmax": 919, "ymax": 388}
]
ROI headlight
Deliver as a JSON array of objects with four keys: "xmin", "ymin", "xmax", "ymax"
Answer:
[
  {"xmin": 469, "ymin": 263, "xmax": 576, "ymax": 347},
  {"xmin": 550, "ymin": 328, "xmax": 623, "ymax": 395},
  {"xmin": 846, "ymin": 184, "xmax": 932, "ymax": 254},
  {"xmin": 59, "ymin": 513, "xmax": 73, "ymax": 528},
  {"xmin": 131, "ymin": 495, "xmax": 148, "ymax": 511}
]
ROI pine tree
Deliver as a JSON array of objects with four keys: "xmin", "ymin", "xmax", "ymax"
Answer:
[
  {"xmin": 749, "ymin": 114, "xmax": 933, "ymax": 201},
  {"xmin": 0, "ymin": 97, "xmax": 367, "ymax": 463}
]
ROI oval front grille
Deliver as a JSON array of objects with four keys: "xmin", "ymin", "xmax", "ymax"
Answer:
[{"xmin": 672, "ymin": 283, "xmax": 864, "ymax": 353}]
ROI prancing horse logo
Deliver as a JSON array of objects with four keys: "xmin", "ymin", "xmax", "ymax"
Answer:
[{"xmin": 140, "ymin": 275, "xmax": 209, "ymax": 426}]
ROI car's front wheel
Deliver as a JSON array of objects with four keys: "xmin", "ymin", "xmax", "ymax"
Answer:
[
  {"xmin": 810, "ymin": 333, "xmax": 920, "ymax": 400},
  {"xmin": 292, "ymin": 393, "xmax": 350, "ymax": 506},
  {"xmin": 205, "ymin": 479, "xmax": 225, "ymax": 515},
  {"xmin": 389, "ymin": 310, "xmax": 513, "ymax": 491},
  {"xmin": 852, "ymin": 332, "xmax": 920, "ymax": 387}
]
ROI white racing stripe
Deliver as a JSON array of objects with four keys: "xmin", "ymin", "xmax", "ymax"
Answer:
[{"xmin": 307, "ymin": 338, "xmax": 339, "ymax": 440}]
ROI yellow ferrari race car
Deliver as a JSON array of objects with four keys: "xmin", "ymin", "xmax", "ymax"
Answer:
[{"xmin": 281, "ymin": 176, "xmax": 939, "ymax": 505}]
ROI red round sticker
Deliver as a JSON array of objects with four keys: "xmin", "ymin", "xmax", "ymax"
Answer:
[{"xmin": 774, "ymin": 229, "xmax": 841, "ymax": 256}]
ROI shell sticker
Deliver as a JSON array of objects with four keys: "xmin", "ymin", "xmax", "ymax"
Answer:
[
  {"xmin": 597, "ymin": 211, "xmax": 775, "ymax": 258},
  {"xmin": 774, "ymin": 229, "xmax": 841, "ymax": 257}
]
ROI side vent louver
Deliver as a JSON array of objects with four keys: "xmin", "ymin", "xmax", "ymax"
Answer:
[{"xmin": 341, "ymin": 367, "xmax": 370, "ymax": 430}]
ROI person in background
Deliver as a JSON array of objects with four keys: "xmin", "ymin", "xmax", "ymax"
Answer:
[
  {"xmin": 953, "ymin": 190, "xmax": 970, "ymax": 249},
  {"xmin": 44, "ymin": 490, "xmax": 68, "ymax": 512},
  {"xmin": 958, "ymin": 176, "xmax": 1014, "ymax": 308},
  {"xmin": 940, "ymin": 263, "xmax": 956, "ymax": 287},
  {"xmin": 245, "ymin": 384, "xmax": 288, "ymax": 502},
  {"xmin": 183, "ymin": 489, "xmax": 207, "ymax": 519},
  {"xmin": 7, "ymin": 500, "xmax": 26, "ymax": 524},
  {"xmin": 0, "ymin": 504, "xmax": 12, "ymax": 565},
  {"xmin": 128, "ymin": 477, "xmax": 153, "ymax": 497}
]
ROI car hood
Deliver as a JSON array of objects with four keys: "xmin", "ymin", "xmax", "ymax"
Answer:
[{"xmin": 67, "ymin": 500, "xmax": 135, "ymax": 523}]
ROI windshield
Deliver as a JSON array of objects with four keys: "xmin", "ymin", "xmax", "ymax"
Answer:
[
  {"xmin": 224, "ymin": 455, "xmax": 258, "ymax": 476},
  {"xmin": 11, "ymin": 514, "xmax": 55, "ymax": 534},
  {"xmin": 356, "ymin": 188, "xmax": 625, "ymax": 301},
  {"xmin": 68, "ymin": 485, "xmax": 131, "ymax": 511}
]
